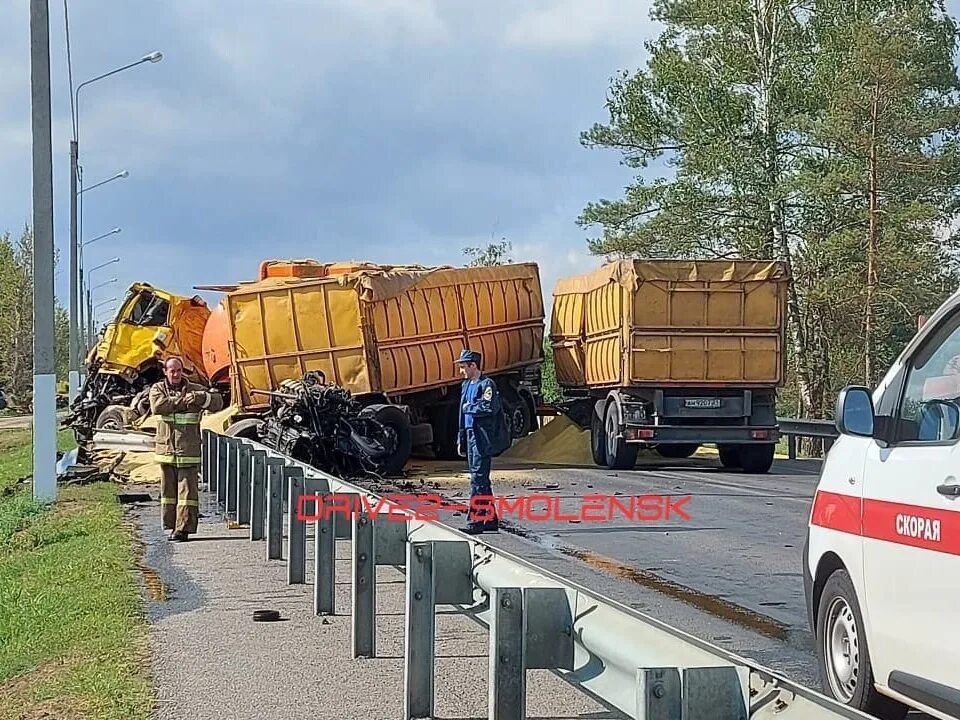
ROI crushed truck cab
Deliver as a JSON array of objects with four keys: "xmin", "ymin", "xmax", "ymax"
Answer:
[{"xmin": 66, "ymin": 282, "xmax": 211, "ymax": 448}]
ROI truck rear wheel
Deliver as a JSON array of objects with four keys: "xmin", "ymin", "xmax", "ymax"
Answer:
[
  {"xmin": 590, "ymin": 407, "xmax": 606, "ymax": 466},
  {"xmin": 656, "ymin": 443, "xmax": 699, "ymax": 459},
  {"xmin": 604, "ymin": 402, "xmax": 638, "ymax": 470},
  {"xmin": 737, "ymin": 443, "xmax": 775, "ymax": 474},
  {"xmin": 718, "ymin": 444, "xmax": 740, "ymax": 468},
  {"xmin": 430, "ymin": 404, "xmax": 460, "ymax": 460},
  {"xmin": 507, "ymin": 395, "xmax": 533, "ymax": 440}
]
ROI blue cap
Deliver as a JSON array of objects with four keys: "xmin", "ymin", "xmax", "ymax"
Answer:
[{"xmin": 455, "ymin": 349, "xmax": 481, "ymax": 365}]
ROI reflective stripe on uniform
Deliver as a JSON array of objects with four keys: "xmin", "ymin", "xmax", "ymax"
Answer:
[
  {"xmin": 160, "ymin": 498, "xmax": 177, "ymax": 505},
  {"xmin": 158, "ymin": 413, "xmax": 201, "ymax": 425},
  {"xmin": 155, "ymin": 454, "xmax": 201, "ymax": 466}
]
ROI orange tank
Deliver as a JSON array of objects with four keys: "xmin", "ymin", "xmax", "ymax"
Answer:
[{"xmin": 201, "ymin": 301, "xmax": 232, "ymax": 386}]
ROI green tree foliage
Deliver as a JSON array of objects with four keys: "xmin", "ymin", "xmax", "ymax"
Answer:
[
  {"xmin": 0, "ymin": 226, "xmax": 70, "ymax": 409},
  {"xmin": 463, "ymin": 239, "xmax": 513, "ymax": 267},
  {"xmin": 579, "ymin": 0, "xmax": 960, "ymax": 416},
  {"xmin": 0, "ymin": 228, "xmax": 35, "ymax": 408}
]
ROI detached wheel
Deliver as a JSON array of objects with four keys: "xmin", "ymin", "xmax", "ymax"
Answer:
[
  {"xmin": 656, "ymin": 443, "xmax": 699, "ymax": 459},
  {"xmin": 604, "ymin": 402, "xmax": 638, "ymax": 470},
  {"xmin": 369, "ymin": 405, "xmax": 413, "ymax": 476},
  {"xmin": 816, "ymin": 569, "xmax": 908, "ymax": 720},
  {"xmin": 737, "ymin": 443, "xmax": 775, "ymax": 474}
]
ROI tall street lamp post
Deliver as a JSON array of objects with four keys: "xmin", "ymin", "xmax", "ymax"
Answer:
[
  {"xmin": 68, "ymin": 51, "xmax": 162, "ymax": 401},
  {"xmin": 85, "ymin": 257, "xmax": 119, "ymax": 349},
  {"xmin": 78, "ymin": 226, "xmax": 120, "ymax": 342},
  {"xmin": 30, "ymin": 0, "xmax": 56, "ymax": 502}
]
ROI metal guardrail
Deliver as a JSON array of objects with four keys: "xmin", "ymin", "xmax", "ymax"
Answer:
[
  {"xmin": 200, "ymin": 429, "xmax": 871, "ymax": 720},
  {"xmin": 777, "ymin": 418, "xmax": 840, "ymax": 460}
]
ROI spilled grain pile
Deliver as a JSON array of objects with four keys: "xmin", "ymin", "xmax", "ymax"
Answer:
[{"xmin": 501, "ymin": 416, "xmax": 594, "ymax": 466}]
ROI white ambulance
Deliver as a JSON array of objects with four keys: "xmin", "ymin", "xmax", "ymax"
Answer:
[{"xmin": 804, "ymin": 290, "xmax": 960, "ymax": 719}]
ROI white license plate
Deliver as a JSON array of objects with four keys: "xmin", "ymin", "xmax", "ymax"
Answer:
[{"xmin": 684, "ymin": 398, "xmax": 721, "ymax": 409}]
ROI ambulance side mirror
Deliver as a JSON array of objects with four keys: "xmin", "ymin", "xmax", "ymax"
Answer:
[{"xmin": 836, "ymin": 386, "xmax": 875, "ymax": 438}]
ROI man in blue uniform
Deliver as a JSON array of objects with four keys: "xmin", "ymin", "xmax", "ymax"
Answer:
[{"xmin": 456, "ymin": 349, "xmax": 510, "ymax": 534}]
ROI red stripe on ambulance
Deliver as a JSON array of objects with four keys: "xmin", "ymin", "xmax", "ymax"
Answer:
[{"xmin": 811, "ymin": 490, "xmax": 960, "ymax": 556}]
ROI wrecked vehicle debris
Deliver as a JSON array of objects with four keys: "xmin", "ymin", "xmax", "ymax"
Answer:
[
  {"xmin": 252, "ymin": 371, "xmax": 412, "ymax": 478},
  {"xmin": 63, "ymin": 282, "xmax": 211, "ymax": 457}
]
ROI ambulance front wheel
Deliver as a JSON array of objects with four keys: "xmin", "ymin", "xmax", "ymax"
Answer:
[{"xmin": 815, "ymin": 569, "xmax": 907, "ymax": 720}]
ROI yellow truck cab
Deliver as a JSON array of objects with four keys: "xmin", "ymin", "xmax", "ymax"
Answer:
[{"xmin": 66, "ymin": 282, "xmax": 211, "ymax": 445}]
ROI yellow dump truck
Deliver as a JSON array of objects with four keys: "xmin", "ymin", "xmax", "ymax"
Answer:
[
  {"xmin": 65, "ymin": 282, "xmax": 212, "ymax": 447},
  {"xmin": 550, "ymin": 259, "xmax": 789, "ymax": 473},
  {"xmin": 205, "ymin": 261, "xmax": 545, "ymax": 469}
]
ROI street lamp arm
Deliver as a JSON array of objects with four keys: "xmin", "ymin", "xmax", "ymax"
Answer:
[
  {"xmin": 79, "ymin": 170, "xmax": 128, "ymax": 195},
  {"xmin": 73, "ymin": 51, "xmax": 163, "ymax": 142}
]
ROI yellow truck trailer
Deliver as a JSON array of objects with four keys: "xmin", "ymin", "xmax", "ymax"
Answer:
[
  {"xmin": 550, "ymin": 259, "xmax": 789, "ymax": 473},
  {"xmin": 212, "ymin": 261, "xmax": 545, "ymax": 467}
]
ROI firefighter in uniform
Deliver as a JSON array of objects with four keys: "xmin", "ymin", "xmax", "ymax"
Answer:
[
  {"xmin": 149, "ymin": 356, "xmax": 223, "ymax": 541},
  {"xmin": 456, "ymin": 349, "xmax": 511, "ymax": 534}
]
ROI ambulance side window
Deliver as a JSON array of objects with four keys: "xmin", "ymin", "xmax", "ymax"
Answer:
[{"xmin": 895, "ymin": 310, "xmax": 960, "ymax": 443}]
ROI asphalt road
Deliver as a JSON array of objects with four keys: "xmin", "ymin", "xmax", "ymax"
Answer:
[
  {"xmin": 379, "ymin": 455, "xmax": 829, "ymax": 687},
  {"xmin": 0, "ymin": 411, "xmax": 68, "ymax": 430}
]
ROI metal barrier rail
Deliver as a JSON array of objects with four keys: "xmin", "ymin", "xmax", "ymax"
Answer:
[
  {"xmin": 200, "ymin": 429, "xmax": 870, "ymax": 720},
  {"xmin": 777, "ymin": 418, "xmax": 840, "ymax": 460}
]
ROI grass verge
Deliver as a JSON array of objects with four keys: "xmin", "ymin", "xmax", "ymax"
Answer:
[{"xmin": 0, "ymin": 429, "xmax": 153, "ymax": 720}]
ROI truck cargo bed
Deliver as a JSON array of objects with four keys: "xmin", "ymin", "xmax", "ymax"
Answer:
[
  {"xmin": 550, "ymin": 260, "xmax": 788, "ymax": 389},
  {"xmin": 224, "ymin": 262, "xmax": 545, "ymax": 411}
]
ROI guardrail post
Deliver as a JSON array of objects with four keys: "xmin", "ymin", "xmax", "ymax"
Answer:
[
  {"xmin": 487, "ymin": 587, "xmax": 574, "ymax": 720},
  {"xmin": 225, "ymin": 438, "xmax": 240, "ymax": 519},
  {"xmin": 237, "ymin": 444, "xmax": 252, "ymax": 526},
  {"xmin": 405, "ymin": 542, "xmax": 435, "ymax": 720},
  {"xmin": 217, "ymin": 436, "xmax": 228, "ymax": 509},
  {"xmin": 490, "ymin": 587, "xmax": 524, "ymax": 720},
  {"xmin": 636, "ymin": 666, "xmax": 748, "ymax": 720},
  {"xmin": 266, "ymin": 458, "xmax": 286, "ymax": 560},
  {"xmin": 314, "ymin": 492, "xmax": 335, "ymax": 616},
  {"xmin": 249, "ymin": 450, "xmax": 267, "ymax": 541},
  {"xmin": 788, "ymin": 435, "xmax": 797, "ymax": 461},
  {"xmin": 404, "ymin": 540, "xmax": 472, "ymax": 720},
  {"xmin": 637, "ymin": 668, "xmax": 681, "ymax": 720},
  {"xmin": 352, "ymin": 510, "xmax": 375, "ymax": 658},
  {"xmin": 286, "ymin": 466, "xmax": 306, "ymax": 583},
  {"xmin": 200, "ymin": 430, "xmax": 210, "ymax": 492}
]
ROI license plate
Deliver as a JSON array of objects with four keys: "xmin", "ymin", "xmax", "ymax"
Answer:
[{"xmin": 684, "ymin": 398, "xmax": 721, "ymax": 409}]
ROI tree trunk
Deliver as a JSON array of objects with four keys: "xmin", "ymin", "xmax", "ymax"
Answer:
[{"xmin": 865, "ymin": 84, "xmax": 880, "ymax": 386}]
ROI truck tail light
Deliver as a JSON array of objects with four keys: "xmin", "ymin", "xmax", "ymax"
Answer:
[
  {"xmin": 752, "ymin": 430, "xmax": 769, "ymax": 439},
  {"xmin": 625, "ymin": 428, "xmax": 656, "ymax": 440}
]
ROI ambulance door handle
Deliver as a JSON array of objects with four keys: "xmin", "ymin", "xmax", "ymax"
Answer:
[{"xmin": 936, "ymin": 482, "xmax": 960, "ymax": 497}]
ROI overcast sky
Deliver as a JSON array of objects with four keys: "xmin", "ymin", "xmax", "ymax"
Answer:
[
  {"xmin": 1, "ymin": 0, "xmax": 664, "ymax": 323},
  {"xmin": 4, "ymin": 1, "xmax": 960, "ymax": 326}
]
